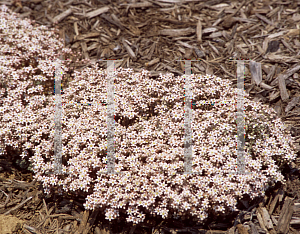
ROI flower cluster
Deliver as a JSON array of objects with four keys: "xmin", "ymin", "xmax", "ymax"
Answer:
[{"xmin": 0, "ymin": 5, "xmax": 297, "ymax": 225}]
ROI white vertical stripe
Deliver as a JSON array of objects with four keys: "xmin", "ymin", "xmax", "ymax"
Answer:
[
  {"xmin": 54, "ymin": 59, "xmax": 63, "ymax": 174},
  {"xmin": 236, "ymin": 60, "xmax": 247, "ymax": 175},
  {"xmin": 183, "ymin": 60, "xmax": 193, "ymax": 174}
]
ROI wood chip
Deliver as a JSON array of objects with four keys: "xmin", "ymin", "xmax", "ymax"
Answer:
[
  {"xmin": 277, "ymin": 197, "xmax": 295, "ymax": 234},
  {"xmin": 51, "ymin": 11, "xmax": 68, "ymax": 23},
  {"xmin": 196, "ymin": 19, "xmax": 202, "ymax": 43},
  {"xmin": 86, "ymin": 6, "xmax": 110, "ymax": 19},
  {"xmin": 159, "ymin": 28, "xmax": 195, "ymax": 37},
  {"xmin": 285, "ymin": 96, "xmax": 300, "ymax": 113}
]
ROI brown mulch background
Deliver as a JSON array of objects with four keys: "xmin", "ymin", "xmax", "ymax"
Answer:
[{"xmin": 0, "ymin": 0, "xmax": 300, "ymax": 233}]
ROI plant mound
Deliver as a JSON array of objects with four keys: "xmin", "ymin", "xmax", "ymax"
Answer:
[{"xmin": 0, "ymin": 5, "xmax": 297, "ymax": 224}]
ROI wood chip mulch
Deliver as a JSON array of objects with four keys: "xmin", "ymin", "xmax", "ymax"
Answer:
[{"xmin": 0, "ymin": 0, "xmax": 300, "ymax": 233}]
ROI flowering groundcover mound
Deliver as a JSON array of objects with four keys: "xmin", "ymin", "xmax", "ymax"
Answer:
[{"xmin": 0, "ymin": 4, "xmax": 297, "ymax": 225}]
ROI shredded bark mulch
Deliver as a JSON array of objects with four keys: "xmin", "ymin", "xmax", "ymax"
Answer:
[{"xmin": 0, "ymin": 0, "xmax": 300, "ymax": 233}]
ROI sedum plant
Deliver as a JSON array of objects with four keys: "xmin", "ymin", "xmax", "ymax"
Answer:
[{"xmin": 0, "ymin": 5, "xmax": 297, "ymax": 225}]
